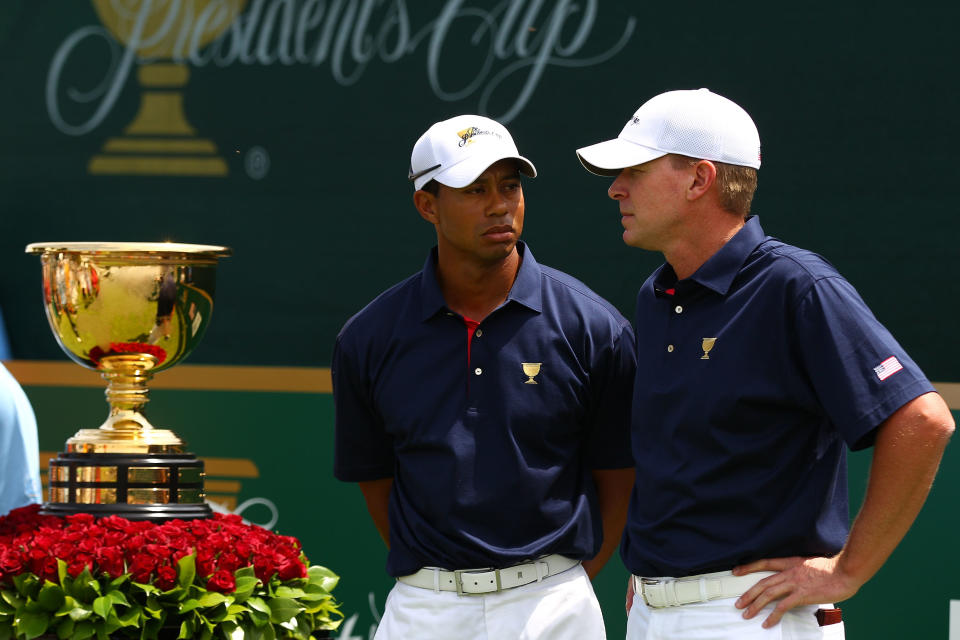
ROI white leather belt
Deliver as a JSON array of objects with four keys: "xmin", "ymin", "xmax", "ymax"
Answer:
[
  {"xmin": 398, "ymin": 554, "xmax": 579, "ymax": 596},
  {"xmin": 634, "ymin": 570, "xmax": 776, "ymax": 608}
]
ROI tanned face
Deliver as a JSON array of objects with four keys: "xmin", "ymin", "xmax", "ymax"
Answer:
[{"xmin": 420, "ymin": 159, "xmax": 525, "ymax": 267}]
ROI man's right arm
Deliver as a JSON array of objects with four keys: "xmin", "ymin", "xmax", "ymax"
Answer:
[{"xmin": 359, "ymin": 478, "xmax": 394, "ymax": 548}]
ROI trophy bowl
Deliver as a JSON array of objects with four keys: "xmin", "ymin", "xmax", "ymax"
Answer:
[{"xmin": 26, "ymin": 241, "xmax": 231, "ymax": 519}]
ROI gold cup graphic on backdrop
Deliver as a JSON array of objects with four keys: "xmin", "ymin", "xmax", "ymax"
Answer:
[
  {"xmin": 26, "ymin": 242, "xmax": 231, "ymax": 520},
  {"xmin": 87, "ymin": 0, "xmax": 248, "ymax": 177}
]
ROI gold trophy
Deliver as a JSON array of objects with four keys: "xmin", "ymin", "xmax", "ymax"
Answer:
[
  {"xmin": 26, "ymin": 242, "xmax": 231, "ymax": 520},
  {"xmin": 87, "ymin": 0, "xmax": 248, "ymax": 177}
]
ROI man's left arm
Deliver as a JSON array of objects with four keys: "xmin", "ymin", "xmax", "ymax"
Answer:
[
  {"xmin": 582, "ymin": 467, "xmax": 634, "ymax": 579},
  {"xmin": 733, "ymin": 391, "xmax": 954, "ymax": 628}
]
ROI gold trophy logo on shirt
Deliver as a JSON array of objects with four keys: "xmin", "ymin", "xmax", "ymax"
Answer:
[
  {"xmin": 700, "ymin": 338, "xmax": 717, "ymax": 360},
  {"xmin": 521, "ymin": 362, "xmax": 542, "ymax": 384}
]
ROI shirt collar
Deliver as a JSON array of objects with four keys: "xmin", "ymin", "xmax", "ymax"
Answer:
[
  {"xmin": 419, "ymin": 241, "xmax": 543, "ymax": 321},
  {"xmin": 654, "ymin": 216, "xmax": 767, "ymax": 297}
]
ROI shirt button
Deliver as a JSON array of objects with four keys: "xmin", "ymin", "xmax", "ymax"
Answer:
[
  {"xmin": 475, "ymin": 329, "xmax": 482, "ymax": 337},
  {"xmin": 474, "ymin": 368, "xmax": 482, "ymax": 375},
  {"xmin": 674, "ymin": 305, "xmax": 683, "ymax": 314},
  {"xmin": 667, "ymin": 345, "xmax": 674, "ymax": 353}
]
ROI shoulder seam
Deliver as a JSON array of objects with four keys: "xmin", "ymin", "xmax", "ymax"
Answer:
[{"xmin": 539, "ymin": 267, "xmax": 631, "ymax": 328}]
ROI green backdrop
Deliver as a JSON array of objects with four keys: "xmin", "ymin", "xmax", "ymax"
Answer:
[{"xmin": 3, "ymin": 1, "xmax": 959, "ymax": 638}]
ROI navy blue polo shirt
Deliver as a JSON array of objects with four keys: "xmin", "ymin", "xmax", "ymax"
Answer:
[
  {"xmin": 334, "ymin": 242, "xmax": 636, "ymax": 577},
  {"xmin": 623, "ymin": 216, "xmax": 934, "ymax": 578}
]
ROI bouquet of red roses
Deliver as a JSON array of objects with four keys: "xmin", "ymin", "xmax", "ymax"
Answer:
[{"xmin": 0, "ymin": 505, "xmax": 341, "ymax": 640}]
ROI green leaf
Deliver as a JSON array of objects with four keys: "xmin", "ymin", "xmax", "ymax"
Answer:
[
  {"xmin": 178, "ymin": 617, "xmax": 195, "ymax": 639},
  {"xmin": 67, "ymin": 604, "xmax": 93, "ymax": 621},
  {"xmin": 196, "ymin": 592, "xmax": 230, "ymax": 608},
  {"xmin": 68, "ymin": 567, "xmax": 99, "ymax": 602},
  {"xmin": 116, "ymin": 603, "xmax": 141, "ymax": 627},
  {"xmin": 133, "ymin": 581, "xmax": 161, "ymax": 596},
  {"xmin": 307, "ymin": 566, "xmax": 340, "ymax": 593},
  {"xmin": 2, "ymin": 589, "xmax": 24, "ymax": 609},
  {"xmin": 232, "ymin": 575, "xmax": 259, "ymax": 603},
  {"xmin": 246, "ymin": 608, "xmax": 269, "ymax": 628},
  {"xmin": 38, "ymin": 583, "xmax": 66, "ymax": 612},
  {"xmin": 108, "ymin": 574, "xmax": 130, "ymax": 590},
  {"xmin": 245, "ymin": 597, "xmax": 270, "ymax": 616},
  {"xmin": 267, "ymin": 598, "xmax": 303, "ymax": 624},
  {"xmin": 107, "ymin": 590, "xmax": 130, "ymax": 607},
  {"xmin": 246, "ymin": 623, "xmax": 276, "ymax": 640},
  {"xmin": 55, "ymin": 617, "xmax": 75, "ymax": 639},
  {"xmin": 0, "ymin": 621, "xmax": 11, "ymax": 640},
  {"xmin": 92, "ymin": 595, "xmax": 113, "ymax": 619},
  {"xmin": 179, "ymin": 598, "xmax": 202, "ymax": 614},
  {"xmin": 17, "ymin": 611, "xmax": 50, "ymax": 639},
  {"xmin": 72, "ymin": 620, "xmax": 95, "ymax": 640},
  {"xmin": 12, "ymin": 573, "xmax": 39, "ymax": 599},
  {"xmin": 273, "ymin": 586, "xmax": 306, "ymax": 599},
  {"xmin": 177, "ymin": 554, "xmax": 197, "ymax": 589}
]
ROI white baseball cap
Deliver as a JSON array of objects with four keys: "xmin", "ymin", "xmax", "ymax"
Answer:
[
  {"xmin": 576, "ymin": 88, "xmax": 761, "ymax": 176},
  {"xmin": 409, "ymin": 115, "xmax": 537, "ymax": 191}
]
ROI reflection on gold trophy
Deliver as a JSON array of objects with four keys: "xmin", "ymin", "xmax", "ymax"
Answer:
[
  {"xmin": 701, "ymin": 338, "xmax": 717, "ymax": 360},
  {"xmin": 87, "ymin": 0, "xmax": 247, "ymax": 177},
  {"xmin": 26, "ymin": 242, "xmax": 231, "ymax": 520},
  {"xmin": 521, "ymin": 362, "xmax": 541, "ymax": 384}
]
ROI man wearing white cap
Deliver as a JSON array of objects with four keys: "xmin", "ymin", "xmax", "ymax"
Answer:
[
  {"xmin": 333, "ymin": 114, "xmax": 637, "ymax": 639},
  {"xmin": 577, "ymin": 89, "xmax": 954, "ymax": 639}
]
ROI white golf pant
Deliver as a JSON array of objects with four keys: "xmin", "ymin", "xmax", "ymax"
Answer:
[
  {"xmin": 374, "ymin": 564, "xmax": 606, "ymax": 640},
  {"xmin": 626, "ymin": 590, "xmax": 845, "ymax": 639}
]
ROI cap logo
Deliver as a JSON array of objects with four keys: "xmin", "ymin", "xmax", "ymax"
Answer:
[{"xmin": 457, "ymin": 126, "xmax": 503, "ymax": 147}]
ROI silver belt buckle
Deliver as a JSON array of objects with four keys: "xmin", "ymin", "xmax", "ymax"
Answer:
[
  {"xmin": 454, "ymin": 568, "xmax": 501, "ymax": 596},
  {"xmin": 639, "ymin": 577, "xmax": 661, "ymax": 606}
]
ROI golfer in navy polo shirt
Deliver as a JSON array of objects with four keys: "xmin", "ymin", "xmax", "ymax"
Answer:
[
  {"xmin": 577, "ymin": 89, "xmax": 955, "ymax": 639},
  {"xmin": 333, "ymin": 114, "xmax": 637, "ymax": 639}
]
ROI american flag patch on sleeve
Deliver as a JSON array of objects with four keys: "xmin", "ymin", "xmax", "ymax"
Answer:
[{"xmin": 873, "ymin": 356, "xmax": 903, "ymax": 381}]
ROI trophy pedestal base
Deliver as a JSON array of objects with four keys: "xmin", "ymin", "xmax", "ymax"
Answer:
[
  {"xmin": 45, "ymin": 452, "xmax": 212, "ymax": 521},
  {"xmin": 39, "ymin": 501, "xmax": 213, "ymax": 521}
]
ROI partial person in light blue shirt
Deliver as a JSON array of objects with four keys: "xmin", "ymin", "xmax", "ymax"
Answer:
[
  {"xmin": 0, "ymin": 361, "xmax": 42, "ymax": 516},
  {"xmin": 0, "ymin": 307, "xmax": 12, "ymax": 360}
]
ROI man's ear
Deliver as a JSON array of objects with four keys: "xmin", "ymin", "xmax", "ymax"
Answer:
[
  {"xmin": 687, "ymin": 160, "xmax": 717, "ymax": 202},
  {"xmin": 413, "ymin": 189, "xmax": 438, "ymax": 224}
]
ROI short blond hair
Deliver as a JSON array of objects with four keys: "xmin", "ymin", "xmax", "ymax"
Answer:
[{"xmin": 669, "ymin": 155, "xmax": 757, "ymax": 217}]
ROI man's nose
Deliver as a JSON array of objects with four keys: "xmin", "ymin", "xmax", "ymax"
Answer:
[{"xmin": 608, "ymin": 171, "xmax": 628, "ymax": 200}]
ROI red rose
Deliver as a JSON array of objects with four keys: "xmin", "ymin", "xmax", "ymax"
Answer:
[
  {"xmin": 206, "ymin": 568, "xmax": 235, "ymax": 593},
  {"xmin": 144, "ymin": 543, "xmax": 170, "ymax": 559},
  {"xmin": 68, "ymin": 554, "xmax": 94, "ymax": 578},
  {"xmin": 129, "ymin": 554, "xmax": 158, "ymax": 583},
  {"xmin": 96, "ymin": 546, "xmax": 125, "ymax": 578},
  {"xmin": 155, "ymin": 565, "xmax": 177, "ymax": 590},
  {"xmin": 65, "ymin": 513, "xmax": 95, "ymax": 527},
  {"xmin": 196, "ymin": 548, "xmax": 216, "ymax": 577},
  {"xmin": 0, "ymin": 548, "xmax": 25, "ymax": 574},
  {"xmin": 30, "ymin": 556, "xmax": 59, "ymax": 583},
  {"xmin": 78, "ymin": 537, "xmax": 100, "ymax": 553},
  {"xmin": 253, "ymin": 555, "xmax": 276, "ymax": 582},
  {"xmin": 277, "ymin": 557, "xmax": 307, "ymax": 581}
]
